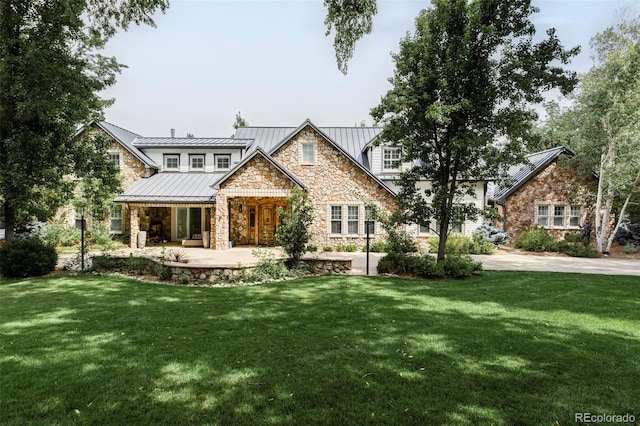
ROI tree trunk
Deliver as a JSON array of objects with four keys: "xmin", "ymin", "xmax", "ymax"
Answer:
[
  {"xmin": 3, "ymin": 201, "xmax": 15, "ymax": 243},
  {"xmin": 605, "ymin": 169, "xmax": 640, "ymax": 253}
]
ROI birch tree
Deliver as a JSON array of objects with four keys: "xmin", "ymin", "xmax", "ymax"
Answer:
[{"xmin": 572, "ymin": 13, "xmax": 640, "ymax": 253}]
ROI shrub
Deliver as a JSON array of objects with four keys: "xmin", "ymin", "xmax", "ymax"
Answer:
[
  {"xmin": 377, "ymin": 252, "xmax": 481, "ymax": 279},
  {"xmin": 323, "ymin": 246, "xmax": 333, "ymax": 252},
  {"xmin": 376, "ymin": 252, "xmax": 418, "ymax": 275},
  {"xmin": 363, "ymin": 240, "xmax": 389, "ymax": 253},
  {"xmin": 429, "ymin": 234, "xmax": 494, "ymax": 255},
  {"xmin": 474, "ymin": 223, "xmax": 509, "ymax": 246},
  {"xmin": 44, "ymin": 223, "xmax": 81, "ymax": 247},
  {"xmin": 335, "ymin": 244, "xmax": 346, "ymax": 252},
  {"xmin": 14, "ymin": 221, "xmax": 48, "ymax": 240},
  {"xmin": 557, "ymin": 241, "xmax": 599, "ymax": 258},
  {"xmin": 563, "ymin": 232, "xmax": 588, "ymax": 244},
  {"xmin": 0, "ymin": 238, "xmax": 58, "ymax": 278},
  {"xmin": 614, "ymin": 224, "xmax": 640, "ymax": 246},
  {"xmin": 623, "ymin": 244, "xmax": 637, "ymax": 254},
  {"xmin": 88, "ymin": 223, "xmax": 117, "ymax": 250},
  {"xmin": 344, "ymin": 244, "xmax": 358, "ymax": 252},
  {"xmin": 440, "ymin": 255, "xmax": 483, "ymax": 278},
  {"xmin": 514, "ymin": 227, "xmax": 558, "ymax": 252},
  {"xmin": 306, "ymin": 244, "xmax": 318, "ymax": 253}
]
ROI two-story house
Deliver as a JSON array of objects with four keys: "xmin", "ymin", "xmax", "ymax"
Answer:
[{"xmin": 79, "ymin": 119, "xmax": 489, "ymax": 250}]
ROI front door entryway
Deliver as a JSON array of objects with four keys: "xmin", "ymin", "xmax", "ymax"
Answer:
[{"xmin": 259, "ymin": 204, "xmax": 276, "ymax": 245}]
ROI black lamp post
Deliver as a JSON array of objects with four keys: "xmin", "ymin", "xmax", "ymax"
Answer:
[
  {"xmin": 365, "ymin": 219, "xmax": 374, "ymax": 276},
  {"xmin": 80, "ymin": 207, "xmax": 85, "ymax": 272}
]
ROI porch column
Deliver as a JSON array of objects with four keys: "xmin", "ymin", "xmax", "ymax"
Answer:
[
  {"xmin": 209, "ymin": 206, "xmax": 216, "ymax": 250},
  {"xmin": 129, "ymin": 206, "xmax": 139, "ymax": 249},
  {"xmin": 215, "ymin": 194, "xmax": 229, "ymax": 250}
]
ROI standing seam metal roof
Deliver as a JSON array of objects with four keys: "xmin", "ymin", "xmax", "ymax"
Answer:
[
  {"xmin": 133, "ymin": 137, "xmax": 254, "ymax": 148},
  {"xmin": 491, "ymin": 146, "xmax": 573, "ymax": 202},
  {"xmin": 97, "ymin": 122, "xmax": 159, "ymax": 169},
  {"xmin": 115, "ymin": 172, "xmax": 219, "ymax": 203}
]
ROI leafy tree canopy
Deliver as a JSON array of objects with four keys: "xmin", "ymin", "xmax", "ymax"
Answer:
[
  {"xmin": 370, "ymin": 0, "xmax": 579, "ymax": 260},
  {"xmin": 0, "ymin": 0, "xmax": 167, "ymax": 241}
]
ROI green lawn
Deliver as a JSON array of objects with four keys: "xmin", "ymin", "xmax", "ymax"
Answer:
[{"xmin": 1, "ymin": 272, "xmax": 639, "ymax": 425}]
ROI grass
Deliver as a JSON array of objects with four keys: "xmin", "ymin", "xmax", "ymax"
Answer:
[{"xmin": 1, "ymin": 272, "xmax": 639, "ymax": 425}]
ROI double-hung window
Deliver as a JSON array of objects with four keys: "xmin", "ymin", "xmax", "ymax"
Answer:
[
  {"xmin": 537, "ymin": 205, "xmax": 549, "ymax": 227},
  {"xmin": 364, "ymin": 206, "xmax": 376, "ymax": 234},
  {"xmin": 382, "ymin": 147, "xmax": 401, "ymax": 171},
  {"xmin": 347, "ymin": 206, "xmax": 359, "ymax": 235},
  {"xmin": 190, "ymin": 154, "xmax": 205, "ymax": 171},
  {"xmin": 554, "ymin": 206, "xmax": 566, "ymax": 227},
  {"xmin": 330, "ymin": 206, "xmax": 342, "ymax": 234},
  {"xmin": 108, "ymin": 152, "xmax": 121, "ymax": 171},
  {"xmin": 164, "ymin": 154, "xmax": 180, "ymax": 171},
  {"xmin": 302, "ymin": 142, "xmax": 315, "ymax": 165},
  {"xmin": 215, "ymin": 154, "xmax": 231, "ymax": 171},
  {"xmin": 569, "ymin": 206, "xmax": 582, "ymax": 227},
  {"xmin": 110, "ymin": 205, "xmax": 123, "ymax": 234}
]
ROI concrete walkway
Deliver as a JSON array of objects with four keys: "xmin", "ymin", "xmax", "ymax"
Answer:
[{"xmin": 61, "ymin": 246, "xmax": 640, "ymax": 277}]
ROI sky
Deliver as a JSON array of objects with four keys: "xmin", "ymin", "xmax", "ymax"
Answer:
[{"xmin": 100, "ymin": 0, "xmax": 638, "ymax": 138}]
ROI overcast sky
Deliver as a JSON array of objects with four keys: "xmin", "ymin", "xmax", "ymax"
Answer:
[{"xmin": 100, "ymin": 0, "xmax": 637, "ymax": 138}]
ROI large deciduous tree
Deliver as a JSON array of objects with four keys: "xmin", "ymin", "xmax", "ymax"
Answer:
[
  {"xmin": 569, "ymin": 12, "xmax": 640, "ymax": 253},
  {"xmin": 0, "ymin": 0, "xmax": 167, "ymax": 242},
  {"xmin": 369, "ymin": 0, "xmax": 578, "ymax": 261}
]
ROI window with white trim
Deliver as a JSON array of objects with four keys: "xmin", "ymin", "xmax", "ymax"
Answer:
[
  {"xmin": 164, "ymin": 154, "xmax": 180, "ymax": 171},
  {"xmin": 190, "ymin": 154, "xmax": 205, "ymax": 171},
  {"xmin": 365, "ymin": 206, "xmax": 376, "ymax": 234},
  {"xmin": 569, "ymin": 206, "xmax": 582, "ymax": 227},
  {"xmin": 108, "ymin": 152, "xmax": 121, "ymax": 171},
  {"xmin": 347, "ymin": 206, "xmax": 359, "ymax": 235},
  {"xmin": 330, "ymin": 206, "xmax": 342, "ymax": 234},
  {"xmin": 302, "ymin": 142, "xmax": 315, "ymax": 165},
  {"xmin": 215, "ymin": 154, "xmax": 231, "ymax": 171},
  {"xmin": 537, "ymin": 205, "xmax": 549, "ymax": 227},
  {"xmin": 553, "ymin": 206, "xmax": 565, "ymax": 227},
  {"xmin": 110, "ymin": 205, "xmax": 123, "ymax": 234},
  {"xmin": 382, "ymin": 147, "xmax": 401, "ymax": 171}
]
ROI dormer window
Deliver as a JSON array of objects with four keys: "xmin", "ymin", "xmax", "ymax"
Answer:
[
  {"xmin": 190, "ymin": 154, "xmax": 205, "ymax": 171},
  {"xmin": 382, "ymin": 147, "xmax": 401, "ymax": 171},
  {"xmin": 164, "ymin": 154, "xmax": 180, "ymax": 171},
  {"xmin": 215, "ymin": 154, "xmax": 231, "ymax": 171}
]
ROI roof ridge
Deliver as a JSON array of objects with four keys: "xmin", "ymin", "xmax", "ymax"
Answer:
[{"xmin": 101, "ymin": 121, "xmax": 142, "ymax": 137}]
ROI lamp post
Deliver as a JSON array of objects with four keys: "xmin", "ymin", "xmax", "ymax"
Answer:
[
  {"xmin": 80, "ymin": 207, "xmax": 85, "ymax": 272},
  {"xmin": 365, "ymin": 219, "xmax": 374, "ymax": 276}
]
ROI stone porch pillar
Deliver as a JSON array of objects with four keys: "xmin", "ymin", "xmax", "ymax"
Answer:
[
  {"xmin": 209, "ymin": 206, "xmax": 216, "ymax": 250},
  {"xmin": 129, "ymin": 206, "xmax": 139, "ymax": 249},
  {"xmin": 215, "ymin": 194, "xmax": 229, "ymax": 250}
]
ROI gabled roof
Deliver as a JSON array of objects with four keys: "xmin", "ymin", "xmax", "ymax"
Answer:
[
  {"xmin": 91, "ymin": 121, "xmax": 159, "ymax": 169},
  {"xmin": 115, "ymin": 172, "xmax": 218, "ymax": 203},
  {"xmin": 133, "ymin": 137, "xmax": 253, "ymax": 149},
  {"xmin": 235, "ymin": 124, "xmax": 382, "ymax": 169},
  {"xmin": 213, "ymin": 147, "xmax": 307, "ymax": 190},
  {"xmin": 236, "ymin": 119, "xmax": 394, "ymax": 196},
  {"xmin": 491, "ymin": 146, "xmax": 574, "ymax": 202}
]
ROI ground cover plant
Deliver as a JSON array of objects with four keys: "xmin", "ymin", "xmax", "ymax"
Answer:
[{"xmin": 1, "ymin": 273, "xmax": 638, "ymax": 425}]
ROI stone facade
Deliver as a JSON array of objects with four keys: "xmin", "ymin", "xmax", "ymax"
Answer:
[
  {"xmin": 215, "ymin": 154, "xmax": 297, "ymax": 249},
  {"xmin": 501, "ymin": 160, "xmax": 597, "ymax": 240},
  {"xmin": 213, "ymin": 125, "xmax": 398, "ymax": 251},
  {"xmin": 271, "ymin": 126, "xmax": 398, "ymax": 249}
]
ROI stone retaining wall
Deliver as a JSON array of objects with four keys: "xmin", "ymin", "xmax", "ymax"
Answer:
[{"xmin": 90, "ymin": 254, "xmax": 352, "ymax": 284}]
